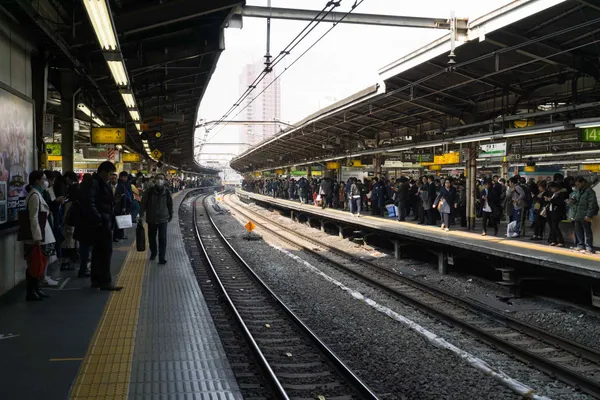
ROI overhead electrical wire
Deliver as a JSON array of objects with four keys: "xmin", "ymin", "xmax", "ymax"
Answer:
[
  {"xmin": 198, "ymin": 1, "xmax": 345, "ymax": 151},
  {"xmin": 203, "ymin": 0, "xmax": 366, "ymax": 145}
]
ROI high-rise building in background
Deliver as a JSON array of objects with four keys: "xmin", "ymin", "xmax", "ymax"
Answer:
[{"xmin": 239, "ymin": 60, "xmax": 282, "ymax": 148}]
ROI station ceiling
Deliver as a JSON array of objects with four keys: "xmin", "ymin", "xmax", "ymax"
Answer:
[
  {"xmin": 231, "ymin": 0, "xmax": 600, "ymax": 173},
  {"xmin": 3, "ymin": 0, "xmax": 243, "ymax": 175}
]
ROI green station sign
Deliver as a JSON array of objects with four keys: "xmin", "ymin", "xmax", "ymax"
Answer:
[{"xmin": 581, "ymin": 127, "xmax": 600, "ymax": 142}]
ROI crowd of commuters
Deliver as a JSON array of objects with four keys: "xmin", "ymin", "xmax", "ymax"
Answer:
[
  {"xmin": 243, "ymin": 173, "xmax": 598, "ymax": 253},
  {"xmin": 20, "ymin": 163, "xmax": 218, "ymax": 301}
]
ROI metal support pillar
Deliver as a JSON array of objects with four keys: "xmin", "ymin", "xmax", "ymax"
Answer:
[
  {"xmin": 307, "ymin": 165, "xmax": 312, "ymax": 178},
  {"xmin": 320, "ymin": 220, "xmax": 325, "ymax": 233},
  {"xmin": 438, "ymin": 251, "xmax": 448, "ymax": 275},
  {"xmin": 468, "ymin": 144, "xmax": 478, "ymax": 230},
  {"xmin": 393, "ymin": 240, "xmax": 401, "ymax": 260},
  {"xmin": 374, "ymin": 154, "xmax": 382, "ymax": 178},
  {"xmin": 31, "ymin": 54, "xmax": 48, "ymax": 166},
  {"xmin": 338, "ymin": 224, "xmax": 344, "ymax": 239},
  {"xmin": 290, "ymin": 210, "xmax": 294, "ymax": 221},
  {"xmin": 60, "ymin": 70, "xmax": 77, "ymax": 173}
]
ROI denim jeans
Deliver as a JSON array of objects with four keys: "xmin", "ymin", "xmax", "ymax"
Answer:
[
  {"xmin": 350, "ymin": 196, "xmax": 361, "ymax": 215},
  {"xmin": 512, "ymin": 207, "xmax": 523, "ymax": 235},
  {"xmin": 148, "ymin": 222, "xmax": 168, "ymax": 261},
  {"xmin": 574, "ymin": 220, "xmax": 593, "ymax": 251}
]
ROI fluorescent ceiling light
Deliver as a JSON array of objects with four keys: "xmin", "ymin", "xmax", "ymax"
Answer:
[
  {"xmin": 92, "ymin": 117, "xmax": 105, "ymax": 127},
  {"xmin": 129, "ymin": 110, "xmax": 140, "ymax": 121},
  {"xmin": 453, "ymin": 136, "xmax": 492, "ymax": 144},
  {"xmin": 565, "ymin": 149, "xmax": 600, "ymax": 155},
  {"xmin": 503, "ymin": 129, "xmax": 551, "ymax": 138},
  {"xmin": 82, "ymin": 0, "xmax": 118, "ymax": 51},
  {"xmin": 108, "ymin": 60, "xmax": 128, "ymax": 86},
  {"xmin": 77, "ymin": 103, "xmax": 92, "ymax": 117},
  {"xmin": 524, "ymin": 149, "xmax": 600, "ymax": 157},
  {"xmin": 576, "ymin": 123, "xmax": 600, "ymax": 129},
  {"xmin": 135, "ymin": 123, "xmax": 140, "ymax": 131},
  {"xmin": 121, "ymin": 92, "xmax": 135, "ymax": 108}
]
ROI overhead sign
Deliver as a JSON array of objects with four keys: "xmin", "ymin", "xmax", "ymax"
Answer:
[
  {"xmin": 43, "ymin": 114, "xmax": 54, "ymax": 137},
  {"xmin": 151, "ymin": 149, "xmax": 163, "ymax": 159},
  {"xmin": 83, "ymin": 146, "xmax": 108, "ymax": 159},
  {"xmin": 48, "ymin": 155, "xmax": 62, "ymax": 161},
  {"xmin": 582, "ymin": 164, "xmax": 600, "ymax": 172},
  {"xmin": 479, "ymin": 142, "xmax": 507, "ymax": 158},
  {"xmin": 168, "ymin": 169, "xmax": 177, "ymax": 175},
  {"xmin": 422, "ymin": 152, "xmax": 460, "ymax": 166},
  {"xmin": 290, "ymin": 170, "xmax": 307, "ymax": 176},
  {"xmin": 45, "ymin": 143, "xmax": 61, "ymax": 156},
  {"xmin": 122, "ymin": 153, "xmax": 141, "ymax": 162},
  {"xmin": 524, "ymin": 166, "xmax": 536, "ymax": 172},
  {"xmin": 346, "ymin": 159, "xmax": 364, "ymax": 167},
  {"xmin": 581, "ymin": 127, "xmax": 600, "ymax": 142},
  {"xmin": 326, "ymin": 161, "xmax": 341, "ymax": 170},
  {"xmin": 311, "ymin": 170, "xmax": 323, "ymax": 176},
  {"xmin": 428, "ymin": 165, "xmax": 442, "ymax": 171},
  {"xmin": 91, "ymin": 127, "xmax": 126, "ymax": 144},
  {"xmin": 401, "ymin": 153, "xmax": 434, "ymax": 163},
  {"xmin": 275, "ymin": 169, "xmax": 284, "ymax": 174},
  {"xmin": 384, "ymin": 160, "xmax": 421, "ymax": 168}
]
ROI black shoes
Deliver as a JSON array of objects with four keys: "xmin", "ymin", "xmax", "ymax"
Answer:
[
  {"xmin": 79, "ymin": 271, "xmax": 91, "ymax": 278},
  {"xmin": 99, "ymin": 285, "xmax": 123, "ymax": 291},
  {"xmin": 158, "ymin": 260, "xmax": 167, "ymax": 265},
  {"xmin": 60, "ymin": 263, "xmax": 75, "ymax": 271},
  {"xmin": 150, "ymin": 254, "xmax": 157, "ymax": 261}
]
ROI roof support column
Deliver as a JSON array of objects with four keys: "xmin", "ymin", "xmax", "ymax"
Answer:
[
  {"xmin": 60, "ymin": 70, "xmax": 79, "ymax": 173},
  {"xmin": 31, "ymin": 54, "xmax": 48, "ymax": 166},
  {"xmin": 467, "ymin": 144, "xmax": 478, "ymax": 231}
]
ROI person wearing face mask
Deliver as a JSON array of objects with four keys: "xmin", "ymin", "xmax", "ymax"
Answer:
[
  {"xmin": 22, "ymin": 171, "xmax": 56, "ymax": 301},
  {"xmin": 75, "ymin": 161, "xmax": 123, "ymax": 291},
  {"xmin": 139, "ymin": 173, "xmax": 173, "ymax": 264}
]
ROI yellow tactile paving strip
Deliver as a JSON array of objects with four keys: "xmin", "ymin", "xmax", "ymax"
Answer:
[{"xmin": 70, "ymin": 239, "xmax": 147, "ymax": 400}]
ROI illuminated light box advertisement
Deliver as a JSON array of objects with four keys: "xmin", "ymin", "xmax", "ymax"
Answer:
[{"xmin": 0, "ymin": 86, "xmax": 34, "ymax": 227}]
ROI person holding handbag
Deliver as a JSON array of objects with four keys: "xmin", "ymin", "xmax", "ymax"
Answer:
[
  {"xmin": 531, "ymin": 181, "xmax": 550, "ymax": 240},
  {"xmin": 433, "ymin": 178, "xmax": 457, "ymax": 232},
  {"xmin": 22, "ymin": 171, "xmax": 56, "ymax": 301}
]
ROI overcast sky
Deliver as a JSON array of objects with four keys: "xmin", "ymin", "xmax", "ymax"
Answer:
[{"xmin": 196, "ymin": 0, "xmax": 512, "ymax": 159}]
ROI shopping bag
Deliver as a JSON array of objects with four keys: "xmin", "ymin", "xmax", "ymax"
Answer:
[
  {"xmin": 29, "ymin": 244, "xmax": 47, "ymax": 279},
  {"xmin": 115, "ymin": 215, "xmax": 133, "ymax": 229},
  {"xmin": 386, "ymin": 204, "xmax": 397, "ymax": 218},
  {"xmin": 136, "ymin": 222, "xmax": 146, "ymax": 252}
]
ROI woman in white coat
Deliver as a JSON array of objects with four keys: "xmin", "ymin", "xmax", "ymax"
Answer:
[{"xmin": 23, "ymin": 171, "xmax": 56, "ymax": 301}]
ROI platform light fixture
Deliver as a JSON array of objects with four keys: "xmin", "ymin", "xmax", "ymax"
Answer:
[
  {"xmin": 135, "ymin": 123, "xmax": 141, "ymax": 131},
  {"xmin": 92, "ymin": 117, "xmax": 105, "ymax": 127},
  {"xmin": 107, "ymin": 61, "xmax": 128, "ymax": 86},
  {"xmin": 452, "ymin": 136, "xmax": 492, "ymax": 144},
  {"xmin": 77, "ymin": 103, "xmax": 93, "ymax": 117},
  {"xmin": 82, "ymin": 0, "xmax": 118, "ymax": 51},
  {"xmin": 120, "ymin": 92, "xmax": 136, "ymax": 108},
  {"xmin": 129, "ymin": 110, "xmax": 140, "ymax": 121},
  {"xmin": 502, "ymin": 128, "xmax": 552, "ymax": 138}
]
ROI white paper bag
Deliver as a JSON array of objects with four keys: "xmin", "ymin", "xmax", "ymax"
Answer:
[{"xmin": 115, "ymin": 214, "xmax": 133, "ymax": 229}]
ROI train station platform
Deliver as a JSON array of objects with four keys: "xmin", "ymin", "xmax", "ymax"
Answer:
[
  {"xmin": 238, "ymin": 190, "xmax": 600, "ymax": 281},
  {"xmin": 0, "ymin": 189, "xmax": 242, "ymax": 400}
]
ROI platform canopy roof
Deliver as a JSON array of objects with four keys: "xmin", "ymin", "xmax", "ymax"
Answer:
[
  {"xmin": 231, "ymin": 0, "xmax": 600, "ymax": 173},
  {"xmin": 3, "ymin": 0, "xmax": 244, "ymax": 175}
]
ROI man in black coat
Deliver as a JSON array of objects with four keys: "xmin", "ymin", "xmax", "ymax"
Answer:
[{"xmin": 75, "ymin": 161, "xmax": 122, "ymax": 291}]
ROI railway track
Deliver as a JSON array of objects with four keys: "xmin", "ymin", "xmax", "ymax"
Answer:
[
  {"xmin": 226, "ymin": 192, "xmax": 600, "ymax": 399},
  {"xmin": 192, "ymin": 193, "xmax": 379, "ymax": 400}
]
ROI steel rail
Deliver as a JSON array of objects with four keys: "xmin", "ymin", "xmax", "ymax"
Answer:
[
  {"xmin": 194, "ymin": 193, "xmax": 379, "ymax": 400},
  {"xmin": 226, "ymin": 193, "xmax": 600, "ymax": 399}
]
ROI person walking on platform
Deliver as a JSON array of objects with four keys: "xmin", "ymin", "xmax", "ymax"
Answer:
[
  {"xmin": 75, "ymin": 161, "xmax": 122, "ymax": 291},
  {"xmin": 571, "ymin": 177, "xmax": 598, "ymax": 254},
  {"xmin": 546, "ymin": 182, "xmax": 568, "ymax": 247},
  {"xmin": 140, "ymin": 173, "xmax": 173, "ymax": 265},
  {"xmin": 434, "ymin": 178, "xmax": 457, "ymax": 232}
]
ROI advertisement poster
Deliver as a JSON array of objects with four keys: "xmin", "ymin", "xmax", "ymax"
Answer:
[{"xmin": 0, "ymin": 86, "xmax": 34, "ymax": 227}]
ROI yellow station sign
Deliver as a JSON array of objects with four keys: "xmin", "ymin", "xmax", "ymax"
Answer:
[
  {"xmin": 91, "ymin": 127, "xmax": 126, "ymax": 145},
  {"xmin": 326, "ymin": 161, "xmax": 341, "ymax": 170},
  {"xmin": 122, "ymin": 153, "xmax": 142, "ymax": 162},
  {"xmin": 421, "ymin": 152, "xmax": 460, "ymax": 166},
  {"xmin": 582, "ymin": 164, "xmax": 600, "ymax": 172}
]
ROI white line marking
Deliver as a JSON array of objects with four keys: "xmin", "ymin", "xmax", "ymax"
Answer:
[
  {"xmin": 58, "ymin": 277, "xmax": 71, "ymax": 290},
  {"xmin": 0, "ymin": 334, "xmax": 19, "ymax": 340},
  {"xmin": 270, "ymin": 243, "xmax": 553, "ymax": 400}
]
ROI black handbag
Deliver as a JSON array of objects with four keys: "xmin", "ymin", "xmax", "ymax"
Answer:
[
  {"xmin": 17, "ymin": 193, "xmax": 48, "ymax": 242},
  {"xmin": 136, "ymin": 222, "xmax": 146, "ymax": 252}
]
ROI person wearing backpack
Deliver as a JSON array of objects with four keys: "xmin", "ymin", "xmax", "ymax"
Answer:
[{"xmin": 572, "ymin": 177, "xmax": 598, "ymax": 254}]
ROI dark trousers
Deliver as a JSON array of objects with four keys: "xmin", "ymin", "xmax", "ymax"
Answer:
[
  {"xmin": 397, "ymin": 201, "xmax": 406, "ymax": 221},
  {"xmin": 91, "ymin": 228, "xmax": 113, "ymax": 286},
  {"xmin": 574, "ymin": 220, "xmax": 593, "ymax": 251},
  {"xmin": 441, "ymin": 212, "xmax": 451, "ymax": 227},
  {"xmin": 533, "ymin": 214, "xmax": 547, "ymax": 238},
  {"xmin": 79, "ymin": 242, "xmax": 91, "ymax": 274},
  {"xmin": 547, "ymin": 213, "xmax": 564, "ymax": 244},
  {"xmin": 482, "ymin": 211, "xmax": 498, "ymax": 234},
  {"xmin": 148, "ymin": 222, "xmax": 168, "ymax": 261}
]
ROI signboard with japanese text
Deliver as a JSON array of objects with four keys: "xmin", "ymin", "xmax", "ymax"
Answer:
[
  {"xmin": 0, "ymin": 86, "xmax": 34, "ymax": 227},
  {"xmin": 91, "ymin": 127, "xmax": 126, "ymax": 144},
  {"xmin": 421, "ymin": 152, "xmax": 460, "ymax": 166},
  {"xmin": 479, "ymin": 142, "xmax": 507, "ymax": 158},
  {"xmin": 326, "ymin": 161, "xmax": 341, "ymax": 170},
  {"xmin": 43, "ymin": 113, "xmax": 54, "ymax": 137},
  {"xmin": 401, "ymin": 153, "xmax": 434, "ymax": 163},
  {"xmin": 122, "ymin": 153, "xmax": 142, "ymax": 162}
]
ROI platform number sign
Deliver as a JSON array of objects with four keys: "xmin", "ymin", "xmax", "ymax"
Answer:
[{"xmin": 581, "ymin": 127, "xmax": 600, "ymax": 142}]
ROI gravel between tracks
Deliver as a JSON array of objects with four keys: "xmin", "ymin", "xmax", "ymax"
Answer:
[
  {"xmin": 210, "ymin": 196, "xmax": 522, "ymax": 399},
  {"xmin": 220, "ymin": 194, "xmax": 596, "ymax": 400}
]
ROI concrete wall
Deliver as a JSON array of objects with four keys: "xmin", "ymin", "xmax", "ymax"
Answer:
[{"xmin": 0, "ymin": 13, "xmax": 34, "ymax": 296}]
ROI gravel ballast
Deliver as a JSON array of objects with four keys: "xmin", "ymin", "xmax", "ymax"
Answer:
[{"xmin": 218, "ymin": 194, "xmax": 596, "ymax": 399}]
